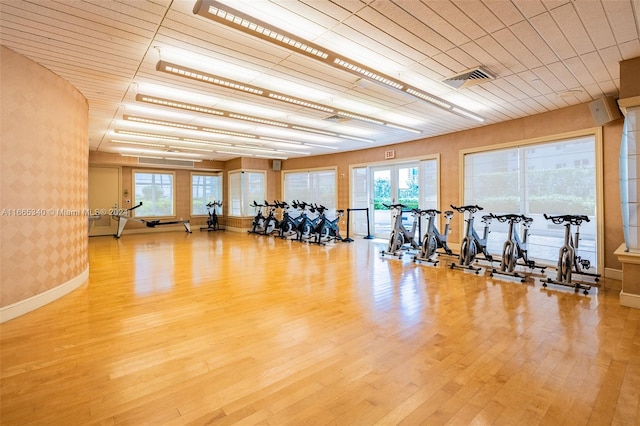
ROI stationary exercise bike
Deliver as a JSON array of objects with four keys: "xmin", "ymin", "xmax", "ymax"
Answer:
[
  {"xmin": 200, "ymin": 201, "xmax": 222, "ymax": 232},
  {"xmin": 450, "ymin": 204, "xmax": 493, "ymax": 273},
  {"xmin": 311, "ymin": 206, "xmax": 344, "ymax": 245},
  {"xmin": 540, "ymin": 214, "xmax": 600, "ymax": 294},
  {"xmin": 275, "ymin": 201, "xmax": 302, "ymax": 239},
  {"xmin": 248, "ymin": 201, "xmax": 267, "ymax": 234},
  {"xmin": 413, "ymin": 209, "xmax": 455, "ymax": 264},
  {"xmin": 380, "ymin": 203, "xmax": 421, "ymax": 258},
  {"xmin": 488, "ymin": 214, "xmax": 543, "ymax": 282}
]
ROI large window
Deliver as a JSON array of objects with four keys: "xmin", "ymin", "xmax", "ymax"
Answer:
[
  {"xmin": 463, "ymin": 134, "xmax": 599, "ymax": 269},
  {"xmin": 228, "ymin": 170, "xmax": 265, "ymax": 216},
  {"xmin": 133, "ymin": 171, "xmax": 174, "ymax": 217},
  {"xmin": 283, "ymin": 169, "xmax": 336, "ymax": 209},
  {"xmin": 192, "ymin": 173, "xmax": 222, "ymax": 215}
]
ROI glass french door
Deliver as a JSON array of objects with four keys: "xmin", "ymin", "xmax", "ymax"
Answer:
[{"xmin": 371, "ymin": 163, "xmax": 420, "ymax": 237}]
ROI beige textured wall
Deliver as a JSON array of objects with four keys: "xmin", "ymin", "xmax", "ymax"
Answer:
[{"xmin": 1, "ymin": 46, "xmax": 89, "ymax": 308}]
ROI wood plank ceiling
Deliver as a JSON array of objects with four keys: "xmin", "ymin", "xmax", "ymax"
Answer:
[{"xmin": 1, "ymin": 0, "xmax": 638, "ymax": 162}]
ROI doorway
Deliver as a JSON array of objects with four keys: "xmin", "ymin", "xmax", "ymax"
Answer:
[
  {"xmin": 370, "ymin": 163, "xmax": 419, "ymax": 237},
  {"xmin": 88, "ymin": 166, "xmax": 120, "ymax": 236}
]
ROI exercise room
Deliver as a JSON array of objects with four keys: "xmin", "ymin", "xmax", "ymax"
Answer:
[{"xmin": 1, "ymin": 0, "xmax": 640, "ymax": 424}]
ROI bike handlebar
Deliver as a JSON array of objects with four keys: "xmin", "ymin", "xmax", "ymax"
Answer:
[
  {"xmin": 490, "ymin": 213, "xmax": 526, "ymax": 223},
  {"xmin": 382, "ymin": 203, "xmax": 407, "ymax": 209},
  {"xmin": 451, "ymin": 204, "xmax": 483, "ymax": 214},
  {"xmin": 419, "ymin": 209, "xmax": 440, "ymax": 216},
  {"xmin": 543, "ymin": 214, "xmax": 590, "ymax": 225}
]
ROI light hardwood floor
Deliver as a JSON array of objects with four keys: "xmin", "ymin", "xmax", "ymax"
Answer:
[{"xmin": 1, "ymin": 231, "xmax": 638, "ymax": 425}]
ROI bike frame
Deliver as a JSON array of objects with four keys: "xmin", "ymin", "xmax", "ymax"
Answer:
[
  {"xmin": 450, "ymin": 205, "xmax": 493, "ymax": 273},
  {"xmin": 381, "ymin": 204, "xmax": 420, "ymax": 257},
  {"xmin": 414, "ymin": 209, "xmax": 454, "ymax": 264},
  {"xmin": 540, "ymin": 214, "xmax": 599, "ymax": 294}
]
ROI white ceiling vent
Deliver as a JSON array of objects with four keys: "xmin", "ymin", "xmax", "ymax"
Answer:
[
  {"xmin": 442, "ymin": 67, "xmax": 495, "ymax": 89},
  {"xmin": 138, "ymin": 157, "xmax": 195, "ymax": 168},
  {"xmin": 323, "ymin": 114, "xmax": 351, "ymax": 123}
]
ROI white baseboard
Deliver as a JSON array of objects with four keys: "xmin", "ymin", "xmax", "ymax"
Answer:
[
  {"xmin": 0, "ymin": 267, "xmax": 89, "ymax": 323},
  {"xmin": 604, "ymin": 268, "xmax": 623, "ymax": 281},
  {"xmin": 120, "ymin": 225, "xmax": 189, "ymax": 236},
  {"xmin": 224, "ymin": 226, "xmax": 250, "ymax": 233},
  {"xmin": 620, "ymin": 291, "xmax": 640, "ymax": 309}
]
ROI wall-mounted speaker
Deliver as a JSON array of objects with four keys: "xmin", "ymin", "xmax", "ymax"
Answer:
[
  {"xmin": 589, "ymin": 96, "xmax": 621, "ymax": 125},
  {"xmin": 272, "ymin": 159, "xmax": 281, "ymax": 171}
]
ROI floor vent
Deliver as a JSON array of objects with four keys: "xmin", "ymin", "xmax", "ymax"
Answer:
[
  {"xmin": 138, "ymin": 157, "xmax": 195, "ymax": 167},
  {"xmin": 442, "ymin": 67, "xmax": 494, "ymax": 89}
]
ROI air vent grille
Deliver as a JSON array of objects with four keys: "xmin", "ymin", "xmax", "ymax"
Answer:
[
  {"xmin": 323, "ymin": 114, "xmax": 350, "ymax": 123},
  {"xmin": 442, "ymin": 67, "xmax": 494, "ymax": 89},
  {"xmin": 138, "ymin": 157, "xmax": 195, "ymax": 167}
]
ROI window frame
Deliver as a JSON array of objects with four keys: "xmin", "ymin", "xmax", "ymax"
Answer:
[
  {"xmin": 227, "ymin": 169, "xmax": 266, "ymax": 217},
  {"xmin": 458, "ymin": 128, "xmax": 604, "ymax": 272},
  {"xmin": 132, "ymin": 169, "xmax": 176, "ymax": 218},
  {"xmin": 191, "ymin": 172, "xmax": 223, "ymax": 217}
]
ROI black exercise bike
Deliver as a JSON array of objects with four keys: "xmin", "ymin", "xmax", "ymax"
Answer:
[{"xmin": 200, "ymin": 201, "xmax": 222, "ymax": 232}]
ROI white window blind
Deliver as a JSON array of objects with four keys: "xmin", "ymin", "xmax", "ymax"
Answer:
[
  {"xmin": 463, "ymin": 136, "xmax": 597, "ymax": 269},
  {"xmin": 283, "ymin": 169, "xmax": 336, "ymax": 209},
  {"xmin": 133, "ymin": 171, "xmax": 174, "ymax": 217},
  {"xmin": 228, "ymin": 171, "xmax": 265, "ymax": 216},
  {"xmin": 419, "ymin": 159, "xmax": 438, "ymax": 210},
  {"xmin": 191, "ymin": 173, "xmax": 222, "ymax": 215},
  {"xmin": 351, "ymin": 167, "xmax": 369, "ymax": 235}
]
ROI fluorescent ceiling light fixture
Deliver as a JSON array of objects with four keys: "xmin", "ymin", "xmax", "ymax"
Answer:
[
  {"xmin": 122, "ymin": 154, "xmax": 164, "ymax": 160},
  {"xmin": 136, "ymin": 93, "xmax": 374, "ymax": 142},
  {"xmin": 451, "ymin": 107, "xmax": 485, "ymax": 122},
  {"xmin": 216, "ymin": 149, "xmax": 288, "ymax": 160},
  {"xmin": 405, "ymin": 88, "xmax": 452, "ymax": 110},
  {"xmin": 157, "ymin": 61, "xmax": 263, "ymax": 95},
  {"xmin": 384, "ymin": 123, "xmax": 423, "ymax": 134},
  {"xmin": 276, "ymin": 149, "xmax": 311, "ymax": 155},
  {"xmin": 192, "ymin": 0, "xmax": 484, "ymax": 123},
  {"xmin": 115, "ymin": 129, "xmax": 230, "ymax": 147},
  {"xmin": 168, "ymin": 145, "xmax": 213, "ymax": 152},
  {"xmin": 333, "ymin": 58, "xmax": 403, "ymax": 90},
  {"xmin": 304, "ymin": 143, "xmax": 339, "ymax": 150},
  {"xmin": 266, "ymin": 93, "xmax": 334, "ymax": 113},
  {"xmin": 123, "ymin": 115, "xmax": 198, "ymax": 130},
  {"xmin": 157, "ymin": 60, "xmax": 420, "ymax": 132},
  {"xmin": 193, "ymin": 0, "xmax": 329, "ymax": 60},
  {"xmin": 117, "ymin": 147, "xmax": 203, "ymax": 157},
  {"xmin": 201, "ymin": 127, "xmax": 256, "ymax": 138},
  {"xmin": 110, "ymin": 139, "xmax": 165, "ymax": 148},
  {"xmin": 121, "ymin": 154, "xmax": 202, "ymax": 163},
  {"xmin": 115, "ymin": 129, "xmax": 180, "ymax": 140},
  {"xmin": 335, "ymin": 111, "xmax": 384, "ymax": 126},
  {"xmin": 258, "ymin": 136, "xmax": 302, "ymax": 145},
  {"xmin": 182, "ymin": 138, "xmax": 231, "ymax": 147},
  {"xmin": 136, "ymin": 95, "xmax": 224, "ymax": 116}
]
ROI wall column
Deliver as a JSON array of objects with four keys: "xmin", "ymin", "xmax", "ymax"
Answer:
[
  {"xmin": 0, "ymin": 46, "xmax": 89, "ymax": 322},
  {"xmin": 616, "ymin": 56, "xmax": 640, "ymax": 309}
]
